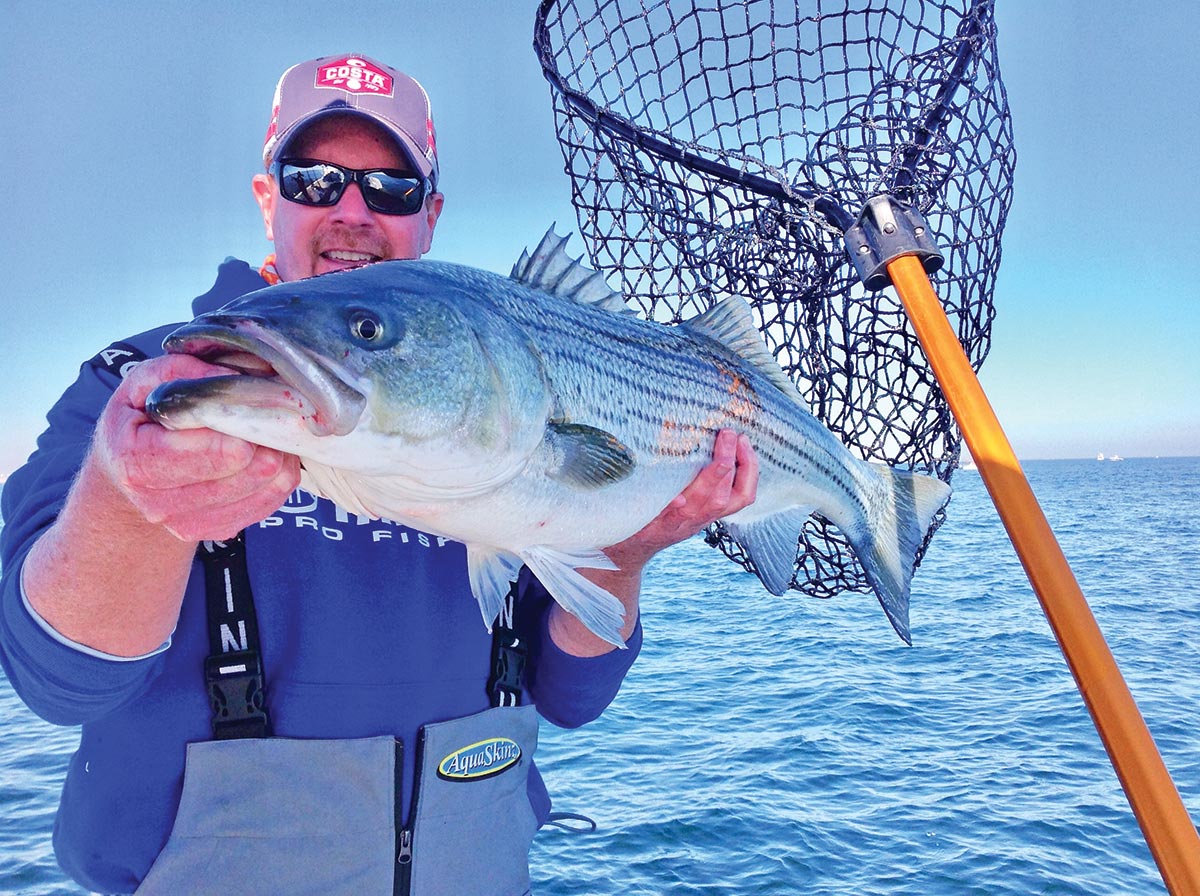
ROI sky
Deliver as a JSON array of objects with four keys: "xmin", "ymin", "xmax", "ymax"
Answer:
[{"xmin": 2, "ymin": 0, "xmax": 1198, "ymax": 477}]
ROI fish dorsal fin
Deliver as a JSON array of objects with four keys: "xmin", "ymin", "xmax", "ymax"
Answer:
[
  {"xmin": 511, "ymin": 228, "xmax": 634, "ymax": 315},
  {"xmin": 681, "ymin": 297, "xmax": 808, "ymax": 405}
]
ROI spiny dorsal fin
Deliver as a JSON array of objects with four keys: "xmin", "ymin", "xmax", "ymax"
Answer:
[
  {"xmin": 511, "ymin": 228, "xmax": 634, "ymax": 315},
  {"xmin": 681, "ymin": 297, "xmax": 808, "ymax": 406}
]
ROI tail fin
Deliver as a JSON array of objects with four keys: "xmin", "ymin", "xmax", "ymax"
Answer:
[{"xmin": 846, "ymin": 466, "xmax": 951, "ymax": 644}]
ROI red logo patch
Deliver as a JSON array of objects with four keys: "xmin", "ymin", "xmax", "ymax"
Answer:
[
  {"xmin": 263, "ymin": 102, "xmax": 280, "ymax": 150},
  {"xmin": 315, "ymin": 56, "xmax": 394, "ymax": 97},
  {"xmin": 425, "ymin": 118, "xmax": 437, "ymax": 157}
]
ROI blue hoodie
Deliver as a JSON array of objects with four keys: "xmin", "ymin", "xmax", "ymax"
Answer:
[{"xmin": 0, "ymin": 259, "xmax": 641, "ymax": 894}]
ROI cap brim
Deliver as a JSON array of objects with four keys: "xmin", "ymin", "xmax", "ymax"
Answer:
[{"xmin": 270, "ymin": 108, "xmax": 435, "ymax": 184}]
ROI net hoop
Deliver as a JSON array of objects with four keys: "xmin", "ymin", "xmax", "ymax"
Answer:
[{"xmin": 535, "ymin": 0, "xmax": 1015, "ymax": 601}]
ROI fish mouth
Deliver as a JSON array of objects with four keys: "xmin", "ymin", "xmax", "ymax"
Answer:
[{"xmin": 153, "ymin": 318, "xmax": 367, "ymax": 436}]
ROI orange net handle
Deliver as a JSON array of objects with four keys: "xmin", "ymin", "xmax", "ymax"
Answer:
[{"xmin": 887, "ymin": 254, "xmax": 1200, "ymax": 896}]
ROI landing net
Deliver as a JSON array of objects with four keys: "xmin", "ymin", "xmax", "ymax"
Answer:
[{"xmin": 534, "ymin": 0, "xmax": 1015, "ymax": 600}]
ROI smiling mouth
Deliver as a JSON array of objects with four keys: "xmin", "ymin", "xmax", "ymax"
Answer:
[
  {"xmin": 157, "ymin": 319, "xmax": 367, "ymax": 436},
  {"xmin": 322, "ymin": 249, "xmax": 380, "ymax": 266}
]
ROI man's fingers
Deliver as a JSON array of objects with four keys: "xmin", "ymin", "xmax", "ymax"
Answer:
[
  {"xmin": 91, "ymin": 362, "xmax": 303, "ymax": 540},
  {"xmin": 726, "ymin": 433, "xmax": 760, "ymax": 513},
  {"xmin": 140, "ymin": 449, "xmax": 301, "ymax": 540},
  {"xmin": 604, "ymin": 430, "xmax": 763, "ymax": 570},
  {"xmin": 120, "ymin": 354, "xmax": 243, "ymax": 408},
  {"xmin": 675, "ymin": 430, "xmax": 739, "ymax": 509},
  {"xmin": 675, "ymin": 431, "xmax": 757, "ymax": 522},
  {"xmin": 96, "ymin": 353, "xmax": 272, "ymax": 489}
]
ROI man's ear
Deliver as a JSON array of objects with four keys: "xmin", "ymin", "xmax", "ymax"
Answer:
[
  {"xmin": 252, "ymin": 173, "xmax": 276, "ymax": 241},
  {"xmin": 421, "ymin": 192, "xmax": 445, "ymax": 255}
]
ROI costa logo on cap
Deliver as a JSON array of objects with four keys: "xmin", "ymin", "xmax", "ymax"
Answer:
[
  {"xmin": 263, "ymin": 103, "xmax": 281, "ymax": 148},
  {"xmin": 315, "ymin": 56, "xmax": 394, "ymax": 97}
]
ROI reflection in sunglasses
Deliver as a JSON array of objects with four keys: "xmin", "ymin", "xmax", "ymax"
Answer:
[{"xmin": 274, "ymin": 158, "xmax": 429, "ymax": 216}]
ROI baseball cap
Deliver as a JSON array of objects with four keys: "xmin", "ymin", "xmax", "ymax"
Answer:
[{"xmin": 263, "ymin": 54, "xmax": 439, "ymax": 188}]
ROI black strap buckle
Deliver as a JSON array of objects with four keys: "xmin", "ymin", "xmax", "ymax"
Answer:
[
  {"xmin": 205, "ymin": 650, "xmax": 271, "ymax": 739},
  {"xmin": 488, "ymin": 628, "xmax": 528, "ymax": 708}
]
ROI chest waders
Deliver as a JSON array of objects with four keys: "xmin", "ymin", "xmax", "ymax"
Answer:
[{"xmin": 135, "ymin": 534, "xmax": 539, "ymax": 896}]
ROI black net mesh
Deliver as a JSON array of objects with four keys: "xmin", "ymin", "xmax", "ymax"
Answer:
[{"xmin": 534, "ymin": 0, "xmax": 1015, "ymax": 600}]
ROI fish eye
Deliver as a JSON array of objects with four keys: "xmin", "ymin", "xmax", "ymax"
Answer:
[{"xmin": 349, "ymin": 311, "xmax": 384, "ymax": 343}]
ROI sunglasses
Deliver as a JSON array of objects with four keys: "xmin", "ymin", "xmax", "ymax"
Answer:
[{"xmin": 273, "ymin": 158, "xmax": 432, "ymax": 216}]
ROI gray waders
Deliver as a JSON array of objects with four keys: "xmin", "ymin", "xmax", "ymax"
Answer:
[{"xmin": 134, "ymin": 534, "xmax": 539, "ymax": 896}]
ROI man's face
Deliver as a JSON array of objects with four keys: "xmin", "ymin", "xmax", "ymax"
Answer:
[{"xmin": 252, "ymin": 115, "xmax": 443, "ymax": 281}]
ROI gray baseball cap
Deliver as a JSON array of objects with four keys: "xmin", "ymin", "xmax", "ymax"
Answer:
[{"xmin": 262, "ymin": 54, "xmax": 439, "ymax": 188}]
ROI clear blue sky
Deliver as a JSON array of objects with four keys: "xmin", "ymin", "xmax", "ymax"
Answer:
[{"xmin": 2, "ymin": 1, "xmax": 1197, "ymax": 475}]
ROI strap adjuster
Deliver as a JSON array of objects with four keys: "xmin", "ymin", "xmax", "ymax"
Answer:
[
  {"xmin": 488, "ymin": 629, "xmax": 527, "ymax": 708},
  {"xmin": 205, "ymin": 650, "xmax": 271, "ymax": 739}
]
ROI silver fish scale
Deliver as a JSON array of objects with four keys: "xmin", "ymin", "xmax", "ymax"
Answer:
[{"xmin": 425, "ymin": 261, "xmax": 869, "ymax": 519}]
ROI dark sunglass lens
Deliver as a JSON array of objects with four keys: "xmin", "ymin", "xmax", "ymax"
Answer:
[
  {"xmin": 362, "ymin": 172, "xmax": 425, "ymax": 215},
  {"xmin": 278, "ymin": 160, "xmax": 424, "ymax": 214},
  {"xmin": 281, "ymin": 161, "xmax": 346, "ymax": 206}
]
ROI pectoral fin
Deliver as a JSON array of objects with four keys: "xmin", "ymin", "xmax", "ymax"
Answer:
[{"xmin": 544, "ymin": 422, "xmax": 636, "ymax": 488}]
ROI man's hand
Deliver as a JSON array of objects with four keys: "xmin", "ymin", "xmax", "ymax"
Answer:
[
  {"xmin": 23, "ymin": 355, "xmax": 301, "ymax": 656},
  {"xmin": 552, "ymin": 429, "xmax": 759, "ymax": 656},
  {"xmin": 93, "ymin": 355, "xmax": 301, "ymax": 541},
  {"xmin": 605, "ymin": 429, "xmax": 759, "ymax": 571}
]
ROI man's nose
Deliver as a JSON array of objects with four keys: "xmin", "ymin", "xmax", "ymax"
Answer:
[{"xmin": 331, "ymin": 182, "xmax": 375, "ymax": 224}]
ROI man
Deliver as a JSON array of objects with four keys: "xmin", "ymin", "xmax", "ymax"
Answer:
[{"xmin": 0, "ymin": 54, "xmax": 757, "ymax": 894}]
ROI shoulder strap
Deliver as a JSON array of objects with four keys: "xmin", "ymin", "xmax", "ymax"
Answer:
[
  {"xmin": 198, "ymin": 533, "xmax": 272, "ymax": 739},
  {"xmin": 199, "ymin": 530, "xmax": 522, "ymax": 723}
]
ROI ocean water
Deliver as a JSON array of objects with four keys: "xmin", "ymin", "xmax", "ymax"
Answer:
[{"xmin": 2, "ymin": 457, "xmax": 1198, "ymax": 894}]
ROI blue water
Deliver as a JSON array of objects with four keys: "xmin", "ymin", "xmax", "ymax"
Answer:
[{"xmin": 3, "ymin": 458, "xmax": 1199, "ymax": 894}]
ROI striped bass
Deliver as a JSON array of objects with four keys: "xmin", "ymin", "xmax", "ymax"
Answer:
[{"xmin": 147, "ymin": 231, "xmax": 950, "ymax": 646}]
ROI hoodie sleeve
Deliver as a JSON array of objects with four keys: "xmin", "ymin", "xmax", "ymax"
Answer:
[
  {"xmin": 0, "ymin": 331, "xmax": 175, "ymax": 725},
  {"xmin": 516, "ymin": 566, "xmax": 642, "ymax": 729}
]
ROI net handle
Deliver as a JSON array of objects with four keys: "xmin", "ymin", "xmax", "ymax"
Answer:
[{"xmin": 886, "ymin": 253, "xmax": 1200, "ymax": 896}]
